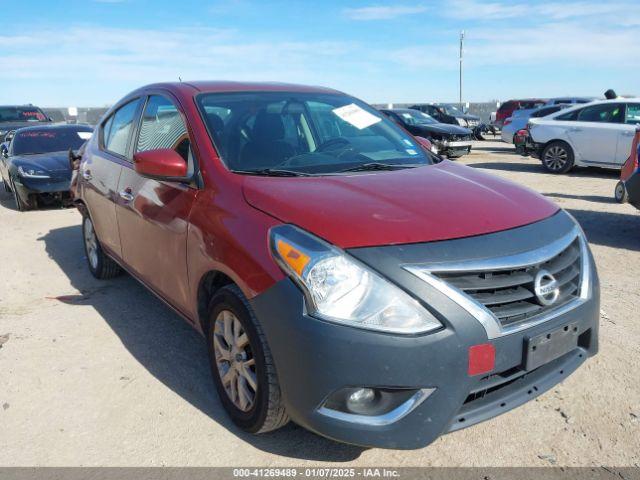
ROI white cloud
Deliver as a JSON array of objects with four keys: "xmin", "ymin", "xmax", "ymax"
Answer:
[
  {"xmin": 0, "ymin": 26, "xmax": 362, "ymax": 104},
  {"xmin": 344, "ymin": 5, "xmax": 427, "ymax": 20},
  {"xmin": 444, "ymin": 0, "xmax": 636, "ymax": 20}
]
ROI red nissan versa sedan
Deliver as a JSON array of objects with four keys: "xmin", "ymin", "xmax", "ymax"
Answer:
[{"xmin": 74, "ymin": 81, "xmax": 599, "ymax": 449}]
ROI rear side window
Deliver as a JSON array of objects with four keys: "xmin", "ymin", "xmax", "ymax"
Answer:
[
  {"xmin": 532, "ymin": 106, "xmax": 562, "ymax": 118},
  {"xmin": 103, "ymin": 99, "xmax": 142, "ymax": 157},
  {"xmin": 577, "ymin": 103, "xmax": 624, "ymax": 123},
  {"xmin": 136, "ymin": 95, "xmax": 190, "ymax": 161},
  {"xmin": 625, "ymin": 104, "xmax": 640, "ymax": 125},
  {"xmin": 556, "ymin": 109, "xmax": 580, "ymax": 121}
]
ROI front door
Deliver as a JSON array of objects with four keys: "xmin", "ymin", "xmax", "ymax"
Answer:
[
  {"xmin": 566, "ymin": 102, "xmax": 624, "ymax": 166},
  {"xmin": 115, "ymin": 94, "xmax": 198, "ymax": 316},
  {"xmin": 616, "ymin": 104, "xmax": 640, "ymax": 165}
]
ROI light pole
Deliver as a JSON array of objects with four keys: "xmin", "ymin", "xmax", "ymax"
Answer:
[{"xmin": 459, "ymin": 30, "xmax": 464, "ymax": 105}]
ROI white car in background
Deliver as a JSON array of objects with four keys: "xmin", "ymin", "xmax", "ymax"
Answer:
[{"xmin": 528, "ymin": 99, "xmax": 640, "ymax": 173}]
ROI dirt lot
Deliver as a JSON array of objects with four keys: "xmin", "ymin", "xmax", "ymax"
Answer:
[{"xmin": 0, "ymin": 141, "xmax": 638, "ymax": 467}]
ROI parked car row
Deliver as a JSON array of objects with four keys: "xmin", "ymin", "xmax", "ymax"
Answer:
[{"xmin": 1, "ymin": 82, "xmax": 602, "ymax": 451}]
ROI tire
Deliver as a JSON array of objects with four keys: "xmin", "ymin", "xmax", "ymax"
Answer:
[
  {"xmin": 82, "ymin": 215, "xmax": 121, "ymax": 279},
  {"xmin": 615, "ymin": 181, "xmax": 628, "ymax": 203},
  {"xmin": 10, "ymin": 179, "xmax": 29, "ymax": 211},
  {"xmin": 206, "ymin": 284, "xmax": 289, "ymax": 434},
  {"xmin": 542, "ymin": 141, "xmax": 575, "ymax": 174}
]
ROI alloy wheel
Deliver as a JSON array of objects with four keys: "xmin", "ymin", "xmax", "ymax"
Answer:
[
  {"xmin": 83, "ymin": 218, "xmax": 99, "ymax": 270},
  {"xmin": 544, "ymin": 146, "xmax": 568, "ymax": 171},
  {"xmin": 213, "ymin": 309, "xmax": 257, "ymax": 412}
]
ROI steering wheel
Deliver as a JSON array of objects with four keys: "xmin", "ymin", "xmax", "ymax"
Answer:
[{"xmin": 315, "ymin": 137, "xmax": 351, "ymax": 152}]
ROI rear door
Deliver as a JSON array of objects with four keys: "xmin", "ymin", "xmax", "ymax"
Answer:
[
  {"xmin": 616, "ymin": 103, "xmax": 640, "ymax": 165},
  {"xmin": 115, "ymin": 93, "xmax": 198, "ymax": 315},
  {"xmin": 82, "ymin": 98, "xmax": 143, "ymax": 260},
  {"xmin": 565, "ymin": 103, "xmax": 624, "ymax": 166}
]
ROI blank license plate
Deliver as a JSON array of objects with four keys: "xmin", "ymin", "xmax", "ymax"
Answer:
[{"xmin": 524, "ymin": 323, "xmax": 579, "ymax": 371}]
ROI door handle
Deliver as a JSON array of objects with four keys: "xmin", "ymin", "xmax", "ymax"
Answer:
[
  {"xmin": 621, "ymin": 131, "xmax": 635, "ymax": 137},
  {"xmin": 82, "ymin": 169, "xmax": 92, "ymax": 180},
  {"xmin": 119, "ymin": 188, "xmax": 134, "ymax": 202}
]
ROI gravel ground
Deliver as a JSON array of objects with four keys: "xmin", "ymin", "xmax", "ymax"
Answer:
[{"xmin": 0, "ymin": 141, "xmax": 638, "ymax": 467}]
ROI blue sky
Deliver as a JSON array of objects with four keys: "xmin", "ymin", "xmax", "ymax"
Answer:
[{"xmin": 2, "ymin": 0, "xmax": 639, "ymax": 106}]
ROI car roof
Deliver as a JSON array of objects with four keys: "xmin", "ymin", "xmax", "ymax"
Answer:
[
  {"xmin": 536, "ymin": 98, "xmax": 638, "ymax": 120},
  {"xmin": 129, "ymin": 81, "xmax": 344, "ymax": 97},
  {"xmin": 0, "ymin": 105, "xmax": 42, "ymax": 108}
]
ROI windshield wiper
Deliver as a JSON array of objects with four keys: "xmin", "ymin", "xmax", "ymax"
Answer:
[
  {"xmin": 339, "ymin": 162, "xmax": 420, "ymax": 173},
  {"xmin": 232, "ymin": 168, "xmax": 312, "ymax": 177}
]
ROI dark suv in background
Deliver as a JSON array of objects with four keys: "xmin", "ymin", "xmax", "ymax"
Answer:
[
  {"xmin": 410, "ymin": 103, "xmax": 481, "ymax": 128},
  {"xmin": 0, "ymin": 105, "xmax": 52, "ymax": 142}
]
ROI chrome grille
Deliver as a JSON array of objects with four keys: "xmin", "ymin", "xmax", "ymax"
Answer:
[{"xmin": 432, "ymin": 238, "xmax": 582, "ymax": 327}]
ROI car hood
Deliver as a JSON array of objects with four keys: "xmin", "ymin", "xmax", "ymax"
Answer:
[
  {"xmin": 11, "ymin": 151, "xmax": 70, "ymax": 173},
  {"xmin": 415, "ymin": 123, "xmax": 472, "ymax": 136},
  {"xmin": 242, "ymin": 160, "xmax": 559, "ymax": 248}
]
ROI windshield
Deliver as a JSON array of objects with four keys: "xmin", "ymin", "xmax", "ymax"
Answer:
[
  {"xmin": 11, "ymin": 128, "xmax": 92, "ymax": 155},
  {"xmin": 197, "ymin": 92, "xmax": 434, "ymax": 175},
  {"xmin": 0, "ymin": 107, "xmax": 48, "ymax": 123},
  {"xmin": 441, "ymin": 105, "xmax": 463, "ymax": 116},
  {"xmin": 397, "ymin": 110, "xmax": 438, "ymax": 126}
]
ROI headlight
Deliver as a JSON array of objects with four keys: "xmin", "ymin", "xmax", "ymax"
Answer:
[
  {"xmin": 18, "ymin": 166, "xmax": 50, "ymax": 178},
  {"xmin": 456, "ymin": 118, "xmax": 467, "ymax": 127},
  {"xmin": 270, "ymin": 225, "xmax": 442, "ymax": 334}
]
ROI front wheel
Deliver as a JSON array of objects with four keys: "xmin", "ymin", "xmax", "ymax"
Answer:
[
  {"xmin": 542, "ymin": 141, "xmax": 575, "ymax": 174},
  {"xmin": 10, "ymin": 179, "xmax": 29, "ymax": 211},
  {"xmin": 615, "ymin": 181, "xmax": 628, "ymax": 203},
  {"xmin": 207, "ymin": 285, "xmax": 289, "ymax": 433},
  {"xmin": 82, "ymin": 216, "xmax": 122, "ymax": 279}
]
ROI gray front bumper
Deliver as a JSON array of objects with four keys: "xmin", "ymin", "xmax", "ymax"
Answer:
[{"xmin": 250, "ymin": 211, "xmax": 600, "ymax": 449}]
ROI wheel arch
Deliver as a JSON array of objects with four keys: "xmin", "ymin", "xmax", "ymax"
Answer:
[{"xmin": 197, "ymin": 270, "xmax": 236, "ymax": 332}]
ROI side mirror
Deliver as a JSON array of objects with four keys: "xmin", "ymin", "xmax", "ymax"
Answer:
[{"xmin": 133, "ymin": 148, "xmax": 189, "ymax": 181}]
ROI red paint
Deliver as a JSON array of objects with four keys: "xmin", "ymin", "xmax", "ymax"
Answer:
[
  {"xmin": 621, "ymin": 129, "xmax": 640, "ymax": 182},
  {"xmin": 468, "ymin": 344, "xmax": 496, "ymax": 376},
  {"xmin": 78, "ymin": 81, "xmax": 560, "ymax": 330},
  {"xmin": 133, "ymin": 149, "xmax": 188, "ymax": 178},
  {"xmin": 243, "ymin": 160, "xmax": 558, "ymax": 248},
  {"xmin": 496, "ymin": 99, "xmax": 546, "ymax": 127}
]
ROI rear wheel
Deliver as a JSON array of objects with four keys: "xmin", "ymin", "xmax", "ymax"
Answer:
[
  {"xmin": 207, "ymin": 284, "xmax": 289, "ymax": 433},
  {"xmin": 542, "ymin": 141, "xmax": 575, "ymax": 174},
  {"xmin": 82, "ymin": 216, "xmax": 121, "ymax": 279},
  {"xmin": 615, "ymin": 181, "xmax": 628, "ymax": 203}
]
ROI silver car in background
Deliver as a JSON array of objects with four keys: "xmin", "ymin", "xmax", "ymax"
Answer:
[{"xmin": 501, "ymin": 104, "xmax": 571, "ymax": 144}]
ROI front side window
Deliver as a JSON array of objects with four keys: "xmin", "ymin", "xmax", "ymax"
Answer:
[
  {"xmin": 103, "ymin": 98, "xmax": 142, "ymax": 157},
  {"xmin": 625, "ymin": 104, "xmax": 640, "ymax": 125},
  {"xmin": 577, "ymin": 103, "xmax": 624, "ymax": 123},
  {"xmin": 136, "ymin": 95, "xmax": 190, "ymax": 161},
  {"xmin": 197, "ymin": 92, "xmax": 434, "ymax": 175},
  {"xmin": 11, "ymin": 127, "xmax": 93, "ymax": 155}
]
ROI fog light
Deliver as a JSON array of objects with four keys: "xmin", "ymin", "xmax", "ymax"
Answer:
[{"xmin": 346, "ymin": 388, "xmax": 377, "ymax": 413}]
